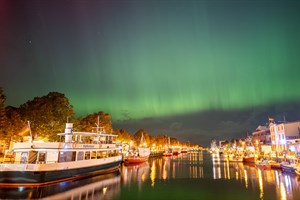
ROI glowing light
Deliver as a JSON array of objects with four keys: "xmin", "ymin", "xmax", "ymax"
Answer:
[
  {"xmin": 244, "ymin": 170, "xmax": 248, "ymax": 189},
  {"xmin": 280, "ymin": 182, "xmax": 287, "ymax": 200},
  {"xmin": 150, "ymin": 162, "xmax": 156, "ymax": 187},
  {"xmin": 257, "ymin": 169, "xmax": 264, "ymax": 199},
  {"xmin": 103, "ymin": 187, "xmax": 107, "ymax": 194}
]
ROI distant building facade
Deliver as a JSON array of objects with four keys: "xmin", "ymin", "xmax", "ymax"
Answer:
[
  {"xmin": 252, "ymin": 125, "xmax": 271, "ymax": 145},
  {"xmin": 269, "ymin": 121, "xmax": 300, "ymax": 152}
]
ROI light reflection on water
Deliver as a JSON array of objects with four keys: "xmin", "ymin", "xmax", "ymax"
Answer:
[
  {"xmin": 121, "ymin": 151, "xmax": 300, "ymax": 200},
  {"xmin": 209, "ymin": 152, "xmax": 300, "ymax": 200},
  {"xmin": 1, "ymin": 151, "xmax": 300, "ymax": 199}
]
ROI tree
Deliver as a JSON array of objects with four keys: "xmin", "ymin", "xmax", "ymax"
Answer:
[
  {"xmin": 19, "ymin": 92, "xmax": 75, "ymax": 141},
  {"xmin": 78, "ymin": 111, "xmax": 112, "ymax": 133},
  {"xmin": 5, "ymin": 106, "xmax": 27, "ymax": 142},
  {"xmin": 114, "ymin": 128, "xmax": 133, "ymax": 144},
  {"xmin": 0, "ymin": 87, "xmax": 8, "ymax": 140}
]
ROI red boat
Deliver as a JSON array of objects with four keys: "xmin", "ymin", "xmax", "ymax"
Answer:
[
  {"xmin": 243, "ymin": 156, "xmax": 255, "ymax": 163},
  {"xmin": 256, "ymin": 160, "xmax": 271, "ymax": 170},
  {"xmin": 124, "ymin": 156, "xmax": 148, "ymax": 165},
  {"xmin": 124, "ymin": 133, "xmax": 150, "ymax": 165},
  {"xmin": 163, "ymin": 150, "xmax": 173, "ymax": 157},
  {"xmin": 269, "ymin": 161, "xmax": 282, "ymax": 169}
]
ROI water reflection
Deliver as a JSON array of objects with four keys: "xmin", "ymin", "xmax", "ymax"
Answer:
[
  {"xmin": 121, "ymin": 152, "xmax": 204, "ymax": 183},
  {"xmin": 0, "ymin": 172, "xmax": 121, "ymax": 199},
  {"xmin": 120, "ymin": 152, "xmax": 300, "ymax": 200},
  {"xmin": 210, "ymin": 153, "xmax": 300, "ymax": 200},
  {"xmin": 121, "ymin": 162, "xmax": 150, "ymax": 189},
  {"xmin": 46, "ymin": 174, "xmax": 121, "ymax": 200}
]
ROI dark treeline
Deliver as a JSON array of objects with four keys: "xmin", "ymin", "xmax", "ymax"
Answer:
[{"xmin": 0, "ymin": 87, "xmax": 199, "ymax": 149}]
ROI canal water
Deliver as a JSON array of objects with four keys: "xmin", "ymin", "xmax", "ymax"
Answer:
[{"xmin": 1, "ymin": 151, "xmax": 300, "ymax": 200}]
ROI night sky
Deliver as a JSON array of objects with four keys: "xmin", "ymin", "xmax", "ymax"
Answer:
[{"xmin": 1, "ymin": 0, "xmax": 300, "ymax": 146}]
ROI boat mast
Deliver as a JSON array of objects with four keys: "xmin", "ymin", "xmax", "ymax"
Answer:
[{"xmin": 28, "ymin": 121, "xmax": 33, "ymax": 142}]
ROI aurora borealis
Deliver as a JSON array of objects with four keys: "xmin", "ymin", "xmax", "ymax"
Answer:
[{"xmin": 1, "ymin": 0, "xmax": 300, "ymax": 145}]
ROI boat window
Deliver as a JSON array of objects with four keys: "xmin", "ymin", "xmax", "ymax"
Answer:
[
  {"xmin": 38, "ymin": 152, "xmax": 46, "ymax": 163},
  {"xmin": 71, "ymin": 151, "xmax": 76, "ymax": 161},
  {"xmin": 77, "ymin": 151, "xmax": 84, "ymax": 160},
  {"xmin": 85, "ymin": 151, "xmax": 90, "ymax": 160},
  {"xmin": 28, "ymin": 151, "xmax": 38, "ymax": 164},
  {"xmin": 58, "ymin": 151, "xmax": 76, "ymax": 162},
  {"xmin": 59, "ymin": 152, "xmax": 67, "ymax": 163},
  {"xmin": 91, "ymin": 151, "xmax": 97, "ymax": 159},
  {"xmin": 21, "ymin": 152, "xmax": 28, "ymax": 164},
  {"xmin": 97, "ymin": 151, "xmax": 102, "ymax": 159}
]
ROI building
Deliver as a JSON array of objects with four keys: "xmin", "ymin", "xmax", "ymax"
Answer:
[
  {"xmin": 252, "ymin": 125, "xmax": 271, "ymax": 145},
  {"xmin": 269, "ymin": 121, "xmax": 300, "ymax": 153}
]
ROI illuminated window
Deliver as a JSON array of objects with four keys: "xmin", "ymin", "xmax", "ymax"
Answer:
[{"xmin": 85, "ymin": 151, "xmax": 90, "ymax": 160}]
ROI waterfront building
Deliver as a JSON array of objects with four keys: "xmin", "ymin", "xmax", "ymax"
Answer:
[
  {"xmin": 252, "ymin": 125, "xmax": 271, "ymax": 145},
  {"xmin": 269, "ymin": 121, "xmax": 300, "ymax": 155}
]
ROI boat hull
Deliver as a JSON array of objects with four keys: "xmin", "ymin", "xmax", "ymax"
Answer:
[
  {"xmin": 243, "ymin": 157, "xmax": 255, "ymax": 163},
  {"xmin": 281, "ymin": 164, "xmax": 296, "ymax": 173},
  {"xmin": 163, "ymin": 153, "xmax": 172, "ymax": 157},
  {"xmin": 0, "ymin": 160, "xmax": 121, "ymax": 187},
  {"xmin": 124, "ymin": 156, "xmax": 148, "ymax": 165}
]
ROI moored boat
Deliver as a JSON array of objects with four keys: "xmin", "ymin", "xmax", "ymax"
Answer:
[
  {"xmin": 243, "ymin": 155, "xmax": 255, "ymax": 163},
  {"xmin": 181, "ymin": 147, "xmax": 188, "ymax": 153},
  {"xmin": 163, "ymin": 137, "xmax": 173, "ymax": 156},
  {"xmin": 172, "ymin": 147, "xmax": 181, "ymax": 155},
  {"xmin": 124, "ymin": 133, "xmax": 150, "ymax": 165},
  {"xmin": 163, "ymin": 150, "xmax": 173, "ymax": 157},
  {"xmin": 255, "ymin": 160, "xmax": 271, "ymax": 170},
  {"xmin": 269, "ymin": 160, "xmax": 282, "ymax": 170},
  {"xmin": 0, "ymin": 122, "xmax": 122, "ymax": 187},
  {"xmin": 228, "ymin": 154, "xmax": 243, "ymax": 162},
  {"xmin": 280, "ymin": 162, "xmax": 296, "ymax": 173}
]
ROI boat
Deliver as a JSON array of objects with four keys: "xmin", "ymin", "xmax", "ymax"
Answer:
[
  {"xmin": 163, "ymin": 150, "xmax": 173, "ymax": 157},
  {"xmin": 243, "ymin": 154, "xmax": 255, "ymax": 163},
  {"xmin": 280, "ymin": 162, "xmax": 296, "ymax": 173},
  {"xmin": 255, "ymin": 160, "xmax": 271, "ymax": 170},
  {"xmin": 163, "ymin": 137, "xmax": 173, "ymax": 157},
  {"xmin": 181, "ymin": 147, "xmax": 188, "ymax": 153},
  {"xmin": 0, "ymin": 122, "xmax": 123, "ymax": 187},
  {"xmin": 124, "ymin": 133, "xmax": 150, "ymax": 165},
  {"xmin": 172, "ymin": 147, "xmax": 181, "ymax": 155},
  {"xmin": 228, "ymin": 154, "xmax": 243, "ymax": 162},
  {"xmin": 269, "ymin": 160, "xmax": 282, "ymax": 170}
]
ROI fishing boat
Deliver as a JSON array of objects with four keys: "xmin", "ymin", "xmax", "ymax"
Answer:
[
  {"xmin": 280, "ymin": 162, "xmax": 296, "ymax": 173},
  {"xmin": 255, "ymin": 160, "xmax": 271, "ymax": 170},
  {"xmin": 228, "ymin": 154, "xmax": 243, "ymax": 162},
  {"xmin": 124, "ymin": 133, "xmax": 150, "ymax": 165},
  {"xmin": 172, "ymin": 147, "xmax": 181, "ymax": 155},
  {"xmin": 243, "ymin": 154, "xmax": 255, "ymax": 163},
  {"xmin": 0, "ymin": 122, "xmax": 122, "ymax": 187},
  {"xmin": 269, "ymin": 160, "xmax": 282, "ymax": 170},
  {"xmin": 181, "ymin": 147, "xmax": 188, "ymax": 153},
  {"xmin": 163, "ymin": 149, "xmax": 173, "ymax": 157},
  {"xmin": 163, "ymin": 137, "xmax": 173, "ymax": 157}
]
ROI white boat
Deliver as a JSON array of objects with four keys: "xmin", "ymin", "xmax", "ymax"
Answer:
[
  {"xmin": 163, "ymin": 137, "xmax": 173, "ymax": 156},
  {"xmin": 124, "ymin": 132, "xmax": 150, "ymax": 165},
  {"xmin": 0, "ymin": 122, "xmax": 122, "ymax": 186},
  {"xmin": 228, "ymin": 154, "xmax": 243, "ymax": 162}
]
